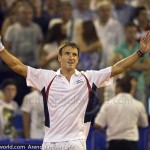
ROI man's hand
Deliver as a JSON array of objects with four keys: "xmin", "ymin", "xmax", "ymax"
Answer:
[{"xmin": 140, "ymin": 32, "xmax": 150, "ymax": 54}]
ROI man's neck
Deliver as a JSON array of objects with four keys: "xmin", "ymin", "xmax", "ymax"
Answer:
[{"xmin": 60, "ymin": 69, "xmax": 75, "ymax": 81}]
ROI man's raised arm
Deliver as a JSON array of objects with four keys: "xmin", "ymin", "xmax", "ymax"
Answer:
[
  {"xmin": 0, "ymin": 41, "xmax": 27, "ymax": 78},
  {"xmin": 110, "ymin": 32, "xmax": 150, "ymax": 78}
]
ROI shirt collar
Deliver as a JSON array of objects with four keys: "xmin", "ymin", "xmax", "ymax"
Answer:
[{"xmin": 56, "ymin": 69, "xmax": 80, "ymax": 76}]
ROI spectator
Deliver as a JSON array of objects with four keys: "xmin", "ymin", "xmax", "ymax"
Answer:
[
  {"xmin": 49, "ymin": 1, "xmax": 81, "ymax": 42},
  {"xmin": 94, "ymin": 0, "xmax": 124, "ymax": 68},
  {"xmin": 41, "ymin": 23, "xmax": 67, "ymax": 69},
  {"xmin": 4, "ymin": 4, "xmax": 43, "ymax": 67},
  {"xmin": 95, "ymin": 76, "xmax": 148, "ymax": 150},
  {"xmin": 43, "ymin": 0, "xmax": 59, "ymax": 19},
  {"xmin": 72, "ymin": 0, "xmax": 96, "ymax": 21},
  {"xmin": 112, "ymin": 0, "xmax": 136, "ymax": 26},
  {"xmin": 21, "ymin": 89, "xmax": 44, "ymax": 139},
  {"xmin": 77, "ymin": 20, "xmax": 102, "ymax": 70},
  {"xmin": 0, "ymin": 78, "xmax": 19, "ymax": 139},
  {"xmin": 29, "ymin": 0, "xmax": 59, "ymax": 36},
  {"xmin": 112, "ymin": 23, "xmax": 150, "ymax": 105}
]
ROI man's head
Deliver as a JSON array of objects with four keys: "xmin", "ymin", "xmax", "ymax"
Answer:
[
  {"xmin": 58, "ymin": 42, "xmax": 79, "ymax": 72},
  {"xmin": 124, "ymin": 23, "xmax": 137, "ymax": 43},
  {"xmin": 1, "ymin": 79, "xmax": 17, "ymax": 103},
  {"xmin": 96, "ymin": 1, "xmax": 111, "ymax": 23},
  {"xmin": 58, "ymin": 1, "xmax": 72, "ymax": 23},
  {"xmin": 17, "ymin": 5, "xmax": 33, "ymax": 26},
  {"xmin": 115, "ymin": 77, "xmax": 132, "ymax": 94}
]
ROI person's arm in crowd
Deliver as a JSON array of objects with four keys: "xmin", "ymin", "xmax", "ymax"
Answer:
[
  {"xmin": 22, "ymin": 112, "xmax": 30, "ymax": 138},
  {"xmin": 0, "ymin": 41, "xmax": 27, "ymax": 78},
  {"xmin": 110, "ymin": 32, "xmax": 150, "ymax": 78}
]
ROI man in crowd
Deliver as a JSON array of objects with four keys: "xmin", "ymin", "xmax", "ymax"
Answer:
[{"xmin": 95, "ymin": 76, "xmax": 148, "ymax": 150}]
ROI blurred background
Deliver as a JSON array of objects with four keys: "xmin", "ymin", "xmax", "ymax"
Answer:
[{"xmin": 0, "ymin": 0, "xmax": 150, "ymax": 149}]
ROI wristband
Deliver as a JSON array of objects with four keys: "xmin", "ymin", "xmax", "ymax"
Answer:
[
  {"xmin": 136, "ymin": 50, "xmax": 145, "ymax": 57},
  {"xmin": 0, "ymin": 42, "xmax": 4, "ymax": 51}
]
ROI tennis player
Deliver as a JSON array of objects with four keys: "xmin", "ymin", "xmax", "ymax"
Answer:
[{"xmin": 0, "ymin": 32, "xmax": 150, "ymax": 150}]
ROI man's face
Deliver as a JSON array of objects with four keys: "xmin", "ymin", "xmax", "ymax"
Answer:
[
  {"xmin": 97, "ymin": 5, "xmax": 111, "ymax": 21},
  {"xmin": 3, "ymin": 85, "xmax": 17, "ymax": 102},
  {"xmin": 58, "ymin": 5, "xmax": 72, "ymax": 22},
  {"xmin": 58, "ymin": 46, "xmax": 79, "ymax": 71},
  {"xmin": 18, "ymin": 6, "xmax": 33, "ymax": 25},
  {"xmin": 125, "ymin": 26, "xmax": 137, "ymax": 42}
]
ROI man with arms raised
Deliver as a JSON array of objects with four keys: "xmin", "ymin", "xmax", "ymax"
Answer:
[{"xmin": 0, "ymin": 33, "xmax": 150, "ymax": 149}]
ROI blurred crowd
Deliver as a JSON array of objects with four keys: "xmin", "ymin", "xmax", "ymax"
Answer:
[{"xmin": 0, "ymin": 0, "xmax": 150, "ymax": 140}]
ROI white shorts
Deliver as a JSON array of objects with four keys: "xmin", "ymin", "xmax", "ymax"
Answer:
[{"xmin": 42, "ymin": 139, "xmax": 86, "ymax": 150}]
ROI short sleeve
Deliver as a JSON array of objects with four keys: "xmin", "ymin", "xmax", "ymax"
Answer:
[
  {"xmin": 94, "ymin": 103, "xmax": 107, "ymax": 128},
  {"xmin": 86, "ymin": 67, "xmax": 113, "ymax": 88},
  {"xmin": 26, "ymin": 66, "xmax": 56, "ymax": 91},
  {"xmin": 21, "ymin": 95, "xmax": 32, "ymax": 113}
]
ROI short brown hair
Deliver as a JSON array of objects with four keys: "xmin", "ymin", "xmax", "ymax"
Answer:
[{"xmin": 58, "ymin": 41, "xmax": 80, "ymax": 56}]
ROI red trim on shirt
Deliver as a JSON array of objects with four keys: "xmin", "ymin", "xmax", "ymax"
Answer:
[
  {"xmin": 82, "ymin": 74, "xmax": 91, "ymax": 97},
  {"xmin": 46, "ymin": 75, "xmax": 57, "ymax": 102}
]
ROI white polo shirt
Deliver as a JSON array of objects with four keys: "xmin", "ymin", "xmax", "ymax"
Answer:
[
  {"xmin": 26, "ymin": 66, "xmax": 113, "ymax": 142},
  {"xmin": 95, "ymin": 93, "xmax": 148, "ymax": 141}
]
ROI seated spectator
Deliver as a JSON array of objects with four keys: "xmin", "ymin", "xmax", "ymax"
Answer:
[
  {"xmin": 77, "ymin": 20, "xmax": 102, "ymax": 70},
  {"xmin": 111, "ymin": 0, "xmax": 136, "ymax": 26},
  {"xmin": 0, "ymin": 78, "xmax": 19, "ymax": 139},
  {"xmin": 41, "ymin": 23, "xmax": 67, "ymax": 69},
  {"xmin": 94, "ymin": 0, "xmax": 124, "ymax": 68},
  {"xmin": 21, "ymin": 89, "xmax": 44, "ymax": 139},
  {"xmin": 112, "ymin": 23, "xmax": 150, "ymax": 105},
  {"xmin": 94, "ymin": 76, "xmax": 148, "ymax": 150}
]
